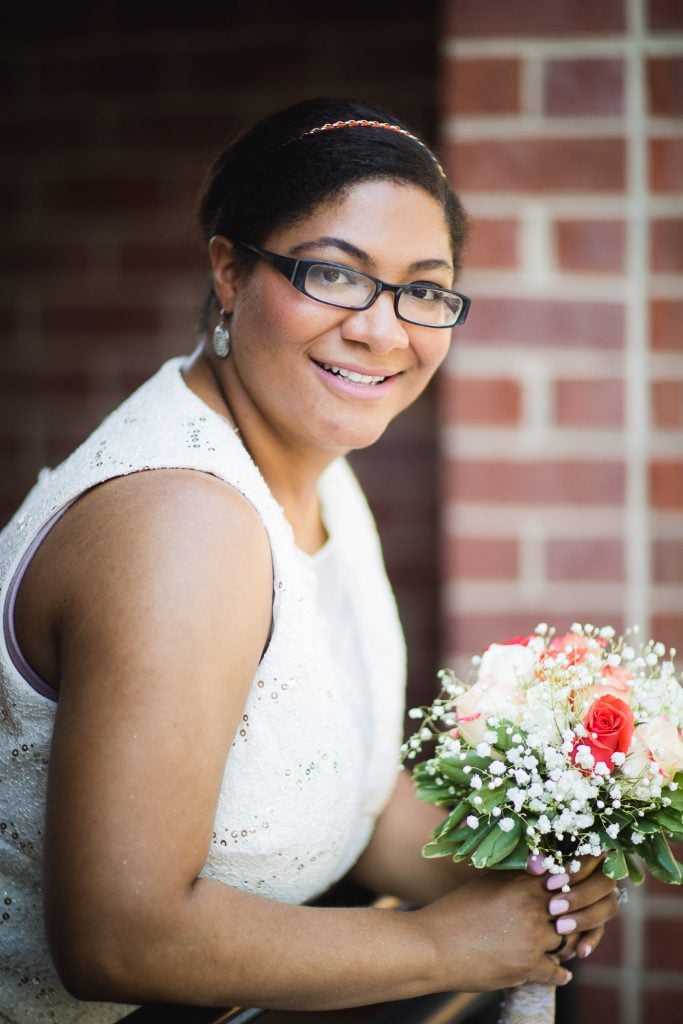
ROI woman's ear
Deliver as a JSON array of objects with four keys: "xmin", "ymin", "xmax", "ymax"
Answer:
[{"xmin": 208, "ymin": 235, "xmax": 242, "ymax": 311}]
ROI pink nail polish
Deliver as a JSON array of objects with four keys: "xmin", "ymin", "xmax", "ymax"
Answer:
[
  {"xmin": 527, "ymin": 854, "xmax": 546, "ymax": 875},
  {"xmin": 549, "ymin": 897, "xmax": 570, "ymax": 916},
  {"xmin": 547, "ymin": 873, "xmax": 570, "ymax": 891},
  {"xmin": 557, "ymin": 917, "xmax": 577, "ymax": 935},
  {"xmin": 560, "ymin": 971, "xmax": 573, "ymax": 985},
  {"xmin": 579, "ymin": 944, "xmax": 593, "ymax": 958}
]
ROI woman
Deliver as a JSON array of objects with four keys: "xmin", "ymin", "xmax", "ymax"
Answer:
[{"xmin": 0, "ymin": 98, "xmax": 618, "ymax": 1022}]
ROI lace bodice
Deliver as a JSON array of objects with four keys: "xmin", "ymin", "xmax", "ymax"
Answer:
[{"xmin": 0, "ymin": 359, "xmax": 406, "ymax": 1022}]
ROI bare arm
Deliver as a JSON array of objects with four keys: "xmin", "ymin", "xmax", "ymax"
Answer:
[{"xmin": 34, "ymin": 471, "xmax": 575, "ymax": 1009}]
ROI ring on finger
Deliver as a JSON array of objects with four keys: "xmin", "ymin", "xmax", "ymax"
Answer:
[{"xmin": 549, "ymin": 935, "xmax": 568, "ymax": 955}]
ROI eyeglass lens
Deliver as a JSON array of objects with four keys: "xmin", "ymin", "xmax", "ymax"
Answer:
[{"xmin": 302, "ymin": 264, "xmax": 463, "ymax": 327}]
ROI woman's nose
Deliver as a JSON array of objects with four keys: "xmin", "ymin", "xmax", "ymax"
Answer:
[{"xmin": 340, "ymin": 291, "xmax": 411, "ymax": 352}]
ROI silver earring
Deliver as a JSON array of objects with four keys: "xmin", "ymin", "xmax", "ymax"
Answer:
[{"xmin": 212, "ymin": 309, "xmax": 231, "ymax": 358}]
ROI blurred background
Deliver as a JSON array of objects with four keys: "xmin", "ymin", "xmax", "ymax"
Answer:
[{"xmin": 1, "ymin": 1, "xmax": 681, "ymax": 1021}]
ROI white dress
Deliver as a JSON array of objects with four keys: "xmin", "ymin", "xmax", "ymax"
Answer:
[{"xmin": 0, "ymin": 358, "xmax": 406, "ymax": 1023}]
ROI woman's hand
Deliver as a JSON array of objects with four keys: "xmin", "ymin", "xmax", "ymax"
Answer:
[
  {"xmin": 536, "ymin": 856, "xmax": 620, "ymax": 962},
  {"xmin": 414, "ymin": 871, "xmax": 574, "ymax": 991}
]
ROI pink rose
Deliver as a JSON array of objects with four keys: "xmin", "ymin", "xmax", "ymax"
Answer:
[
  {"xmin": 454, "ymin": 643, "xmax": 532, "ymax": 745},
  {"xmin": 571, "ymin": 694, "xmax": 635, "ymax": 774},
  {"xmin": 623, "ymin": 718, "xmax": 683, "ymax": 783}
]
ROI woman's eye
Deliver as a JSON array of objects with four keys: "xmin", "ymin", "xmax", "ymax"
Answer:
[
  {"xmin": 310, "ymin": 265, "xmax": 354, "ymax": 287},
  {"xmin": 407, "ymin": 285, "xmax": 442, "ymax": 303}
]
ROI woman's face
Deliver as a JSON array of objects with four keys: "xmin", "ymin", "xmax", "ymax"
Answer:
[{"xmin": 215, "ymin": 179, "xmax": 456, "ymax": 458}]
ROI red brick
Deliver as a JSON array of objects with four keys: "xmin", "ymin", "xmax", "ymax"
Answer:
[
  {"xmin": 445, "ymin": 459, "xmax": 625, "ymax": 504},
  {"xmin": 643, "ymin": 989, "xmax": 683, "ymax": 1024},
  {"xmin": 449, "ymin": 138, "xmax": 625, "ymax": 193},
  {"xmin": 544, "ymin": 59, "xmax": 625, "ymax": 116},
  {"xmin": 466, "ymin": 218, "xmax": 518, "ymax": 269},
  {"xmin": 647, "ymin": 0, "xmax": 683, "ymax": 30},
  {"xmin": 585, "ymin": 918, "xmax": 622, "ymax": 967},
  {"xmin": 650, "ymin": 138, "xmax": 683, "ymax": 192},
  {"xmin": 466, "ymin": 298, "xmax": 623, "ymax": 348},
  {"xmin": 0, "ymin": 370, "xmax": 90, "ymax": 400},
  {"xmin": 650, "ymin": 615, "xmax": 683, "ymax": 652},
  {"xmin": 119, "ymin": 240, "xmax": 200, "ymax": 274},
  {"xmin": 651, "ymin": 219, "xmax": 683, "ymax": 272},
  {"xmin": 573, "ymin": 983, "xmax": 622, "ymax": 1024},
  {"xmin": 441, "ymin": 378, "xmax": 522, "ymax": 425},
  {"xmin": 547, "ymin": 538, "xmax": 624, "ymax": 581},
  {"xmin": 648, "ymin": 57, "xmax": 683, "ymax": 116},
  {"xmin": 1, "ymin": 113, "xmax": 93, "ymax": 157},
  {"xmin": 41, "ymin": 307, "xmax": 161, "ymax": 339},
  {"xmin": 442, "ymin": 58, "xmax": 520, "ymax": 115},
  {"xmin": 555, "ymin": 219, "xmax": 626, "ymax": 273},
  {"xmin": 650, "ymin": 460, "xmax": 683, "ymax": 508},
  {"xmin": 651, "ymin": 300, "xmax": 683, "ymax": 351},
  {"xmin": 117, "ymin": 112, "xmax": 238, "ymax": 154},
  {"xmin": 0, "ymin": 242, "xmax": 90, "ymax": 276},
  {"xmin": 444, "ymin": 537, "xmax": 518, "ymax": 579},
  {"xmin": 652, "ymin": 540, "xmax": 683, "ymax": 584},
  {"xmin": 38, "ymin": 53, "xmax": 162, "ymax": 95},
  {"xmin": 42, "ymin": 176, "xmax": 163, "ymax": 216},
  {"xmin": 554, "ymin": 379, "xmax": 623, "ymax": 427},
  {"xmin": 652, "ymin": 380, "xmax": 683, "ymax": 428},
  {"xmin": 444, "ymin": 0, "xmax": 625, "ymax": 36}
]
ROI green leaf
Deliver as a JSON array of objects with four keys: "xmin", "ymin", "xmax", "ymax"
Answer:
[
  {"xmin": 451, "ymin": 819, "xmax": 497, "ymax": 859},
  {"xmin": 433, "ymin": 803, "xmax": 468, "ymax": 841},
  {"xmin": 639, "ymin": 835, "xmax": 683, "ymax": 885},
  {"xmin": 603, "ymin": 848, "xmax": 629, "ymax": 881},
  {"xmin": 468, "ymin": 783, "xmax": 506, "ymax": 812},
  {"xmin": 624, "ymin": 852, "xmax": 645, "ymax": 886},
  {"xmin": 489, "ymin": 834, "xmax": 530, "ymax": 871},
  {"xmin": 651, "ymin": 808, "xmax": 683, "ymax": 835},
  {"xmin": 422, "ymin": 838, "xmax": 465, "ymax": 859},
  {"xmin": 471, "ymin": 819, "xmax": 523, "ymax": 869}
]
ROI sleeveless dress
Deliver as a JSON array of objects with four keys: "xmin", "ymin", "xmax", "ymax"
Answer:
[{"xmin": 0, "ymin": 358, "xmax": 406, "ymax": 1023}]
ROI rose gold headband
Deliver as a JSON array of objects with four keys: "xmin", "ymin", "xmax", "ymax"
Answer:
[{"xmin": 293, "ymin": 119, "xmax": 447, "ymax": 180}]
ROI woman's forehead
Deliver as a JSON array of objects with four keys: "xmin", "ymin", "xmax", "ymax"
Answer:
[{"xmin": 266, "ymin": 180, "xmax": 453, "ymax": 268}]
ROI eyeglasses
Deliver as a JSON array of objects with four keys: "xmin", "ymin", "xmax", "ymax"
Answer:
[{"xmin": 237, "ymin": 242, "xmax": 470, "ymax": 329}]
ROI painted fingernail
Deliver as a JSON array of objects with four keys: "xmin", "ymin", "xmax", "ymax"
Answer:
[
  {"xmin": 549, "ymin": 897, "xmax": 570, "ymax": 916},
  {"xmin": 547, "ymin": 873, "xmax": 570, "ymax": 891},
  {"xmin": 560, "ymin": 971, "xmax": 573, "ymax": 985},
  {"xmin": 557, "ymin": 917, "xmax": 577, "ymax": 935},
  {"xmin": 579, "ymin": 944, "xmax": 593, "ymax": 958},
  {"xmin": 527, "ymin": 853, "xmax": 546, "ymax": 875}
]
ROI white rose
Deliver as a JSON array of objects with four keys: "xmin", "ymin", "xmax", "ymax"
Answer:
[{"xmin": 454, "ymin": 644, "xmax": 530, "ymax": 745}]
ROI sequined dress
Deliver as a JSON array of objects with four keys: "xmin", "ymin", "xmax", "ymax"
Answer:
[{"xmin": 0, "ymin": 358, "xmax": 406, "ymax": 1023}]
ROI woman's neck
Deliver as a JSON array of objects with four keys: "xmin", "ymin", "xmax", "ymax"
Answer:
[{"xmin": 181, "ymin": 348, "xmax": 332, "ymax": 555}]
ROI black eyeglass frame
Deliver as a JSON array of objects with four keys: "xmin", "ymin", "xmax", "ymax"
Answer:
[{"xmin": 237, "ymin": 242, "xmax": 470, "ymax": 328}]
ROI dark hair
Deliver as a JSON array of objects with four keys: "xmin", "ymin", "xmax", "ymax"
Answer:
[{"xmin": 197, "ymin": 97, "xmax": 468, "ymax": 335}]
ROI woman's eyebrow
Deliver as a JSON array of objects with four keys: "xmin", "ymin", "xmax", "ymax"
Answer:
[{"xmin": 289, "ymin": 236, "xmax": 453, "ymax": 275}]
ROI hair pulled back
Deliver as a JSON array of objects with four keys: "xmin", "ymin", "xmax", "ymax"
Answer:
[{"xmin": 197, "ymin": 97, "xmax": 468, "ymax": 335}]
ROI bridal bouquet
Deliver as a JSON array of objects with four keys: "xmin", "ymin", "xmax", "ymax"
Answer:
[{"xmin": 403, "ymin": 623, "xmax": 683, "ymax": 1023}]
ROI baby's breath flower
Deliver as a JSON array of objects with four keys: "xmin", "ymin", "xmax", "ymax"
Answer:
[
  {"xmin": 466, "ymin": 815, "xmax": 479, "ymax": 829},
  {"xmin": 489, "ymin": 761, "xmax": 506, "ymax": 776},
  {"xmin": 499, "ymin": 818, "xmax": 515, "ymax": 832},
  {"xmin": 470, "ymin": 775, "xmax": 482, "ymax": 790},
  {"xmin": 477, "ymin": 742, "xmax": 492, "ymax": 757},
  {"xmin": 631, "ymin": 831, "xmax": 644, "ymax": 845}
]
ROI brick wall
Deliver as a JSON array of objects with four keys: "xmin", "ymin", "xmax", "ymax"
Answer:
[
  {"xmin": 0, "ymin": 1, "xmax": 440, "ymax": 705},
  {"xmin": 439, "ymin": 1, "xmax": 683, "ymax": 1022}
]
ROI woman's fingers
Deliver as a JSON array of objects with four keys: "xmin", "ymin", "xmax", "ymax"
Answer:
[
  {"xmin": 550, "ymin": 890, "xmax": 619, "ymax": 939},
  {"xmin": 548, "ymin": 872, "xmax": 618, "ymax": 918},
  {"xmin": 576, "ymin": 925, "xmax": 605, "ymax": 959}
]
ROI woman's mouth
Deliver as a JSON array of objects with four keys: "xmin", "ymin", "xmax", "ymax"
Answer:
[{"xmin": 316, "ymin": 361, "xmax": 389, "ymax": 386}]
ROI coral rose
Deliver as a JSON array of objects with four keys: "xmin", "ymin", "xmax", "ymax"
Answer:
[{"xmin": 571, "ymin": 694, "xmax": 635, "ymax": 774}]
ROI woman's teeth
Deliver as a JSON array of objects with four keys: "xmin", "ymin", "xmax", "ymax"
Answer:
[{"xmin": 321, "ymin": 363, "xmax": 387, "ymax": 385}]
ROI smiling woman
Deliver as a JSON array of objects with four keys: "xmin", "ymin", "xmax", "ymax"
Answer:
[{"xmin": 0, "ymin": 98, "xmax": 617, "ymax": 1024}]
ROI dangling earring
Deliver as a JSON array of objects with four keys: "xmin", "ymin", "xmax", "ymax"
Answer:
[{"xmin": 212, "ymin": 309, "xmax": 231, "ymax": 358}]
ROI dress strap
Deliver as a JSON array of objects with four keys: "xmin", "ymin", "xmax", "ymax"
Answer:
[{"xmin": 2, "ymin": 502, "xmax": 75, "ymax": 703}]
